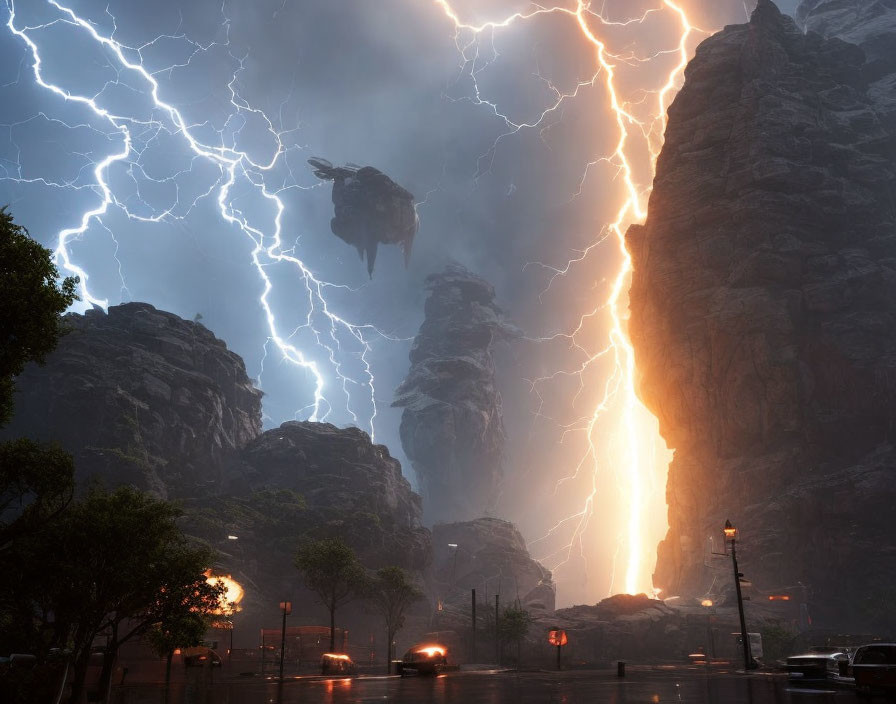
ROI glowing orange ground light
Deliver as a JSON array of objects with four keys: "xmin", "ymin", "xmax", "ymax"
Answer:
[
  {"xmin": 434, "ymin": 0, "xmax": 707, "ymax": 596},
  {"xmin": 204, "ymin": 570, "xmax": 245, "ymax": 612}
]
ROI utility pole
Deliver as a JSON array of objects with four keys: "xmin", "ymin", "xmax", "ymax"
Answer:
[
  {"xmin": 724, "ymin": 520, "xmax": 756, "ymax": 671},
  {"xmin": 495, "ymin": 594, "xmax": 500, "ymax": 665},
  {"xmin": 278, "ymin": 601, "xmax": 291, "ymax": 679},
  {"xmin": 471, "ymin": 588, "xmax": 477, "ymax": 663}
]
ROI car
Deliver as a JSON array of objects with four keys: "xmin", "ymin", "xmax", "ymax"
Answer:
[
  {"xmin": 785, "ymin": 647, "xmax": 850, "ymax": 683},
  {"xmin": 396, "ymin": 644, "xmax": 448, "ymax": 676},
  {"xmin": 851, "ymin": 643, "xmax": 896, "ymax": 697},
  {"xmin": 183, "ymin": 646, "xmax": 222, "ymax": 667},
  {"xmin": 321, "ymin": 653, "xmax": 356, "ymax": 676}
]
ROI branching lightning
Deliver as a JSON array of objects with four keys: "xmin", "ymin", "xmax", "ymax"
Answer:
[
  {"xmin": 2, "ymin": 0, "xmax": 399, "ymax": 439},
  {"xmin": 2, "ymin": 0, "xmax": 716, "ymax": 601},
  {"xmin": 436, "ymin": 0, "xmax": 701, "ymax": 596}
]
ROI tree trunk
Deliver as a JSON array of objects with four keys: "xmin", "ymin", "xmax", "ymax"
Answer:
[
  {"xmin": 97, "ymin": 642, "xmax": 118, "ymax": 703},
  {"xmin": 67, "ymin": 647, "xmax": 93, "ymax": 704},
  {"xmin": 329, "ymin": 607, "xmax": 336, "ymax": 652},
  {"xmin": 386, "ymin": 627, "xmax": 392, "ymax": 674},
  {"xmin": 165, "ymin": 651, "xmax": 173, "ymax": 689}
]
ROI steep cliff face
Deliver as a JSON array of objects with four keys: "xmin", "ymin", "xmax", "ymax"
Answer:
[
  {"xmin": 3, "ymin": 302, "xmax": 263, "ymax": 497},
  {"xmin": 628, "ymin": 0, "xmax": 896, "ymax": 619},
  {"xmin": 394, "ymin": 264, "xmax": 517, "ymax": 524}
]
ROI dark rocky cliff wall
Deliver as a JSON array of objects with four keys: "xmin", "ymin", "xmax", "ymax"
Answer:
[
  {"xmin": 3, "ymin": 302, "xmax": 263, "ymax": 497},
  {"xmin": 628, "ymin": 0, "xmax": 896, "ymax": 622}
]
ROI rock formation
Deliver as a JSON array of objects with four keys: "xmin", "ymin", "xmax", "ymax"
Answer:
[
  {"xmin": 432, "ymin": 518, "xmax": 555, "ymax": 612},
  {"xmin": 185, "ymin": 421, "xmax": 431, "ymax": 628},
  {"xmin": 3, "ymin": 302, "xmax": 262, "ymax": 497},
  {"xmin": 627, "ymin": 0, "xmax": 896, "ymax": 624},
  {"xmin": 394, "ymin": 264, "xmax": 518, "ymax": 524},
  {"xmin": 4, "ymin": 302, "xmax": 434, "ymax": 636}
]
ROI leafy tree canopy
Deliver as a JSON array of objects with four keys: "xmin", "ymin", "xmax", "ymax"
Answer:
[
  {"xmin": 0, "ymin": 438, "xmax": 74, "ymax": 549},
  {"xmin": 0, "ymin": 485, "xmax": 222, "ymax": 703},
  {"xmin": 0, "ymin": 207, "xmax": 78, "ymax": 426},
  {"xmin": 295, "ymin": 537, "xmax": 366, "ymax": 651}
]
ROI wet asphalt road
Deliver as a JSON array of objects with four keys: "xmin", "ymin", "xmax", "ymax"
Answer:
[{"xmin": 111, "ymin": 668, "xmax": 873, "ymax": 704}]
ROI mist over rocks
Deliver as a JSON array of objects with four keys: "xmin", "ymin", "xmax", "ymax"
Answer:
[
  {"xmin": 628, "ymin": 0, "xmax": 896, "ymax": 623},
  {"xmin": 432, "ymin": 518, "xmax": 556, "ymax": 613},
  {"xmin": 3, "ymin": 302, "xmax": 263, "ymax": 497},
  {"xmin": 394, "ymin": 264, "xmax": 520, "ymax": 524}
]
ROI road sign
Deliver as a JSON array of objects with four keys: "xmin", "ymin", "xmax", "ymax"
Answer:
[{"xmin": 548, "ymin": 630, "xmax": 567, "ymax": 646}]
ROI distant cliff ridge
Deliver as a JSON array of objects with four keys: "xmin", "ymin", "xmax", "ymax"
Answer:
[
  {"xmin": 628, "ymin": 0, "xmax": 896, "ymax": 622},
  {"xmin": 394, "ymin": 264, "xmax": 518, "ymax": 524},
  {"xmin": 3, "ymin": 302, "xmax": 263, "ymax": 497}
]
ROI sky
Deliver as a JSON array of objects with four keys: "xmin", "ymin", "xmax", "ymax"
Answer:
[{"xmin": 0, "ymin": 0, "xmax": 802, "ymax": 606}]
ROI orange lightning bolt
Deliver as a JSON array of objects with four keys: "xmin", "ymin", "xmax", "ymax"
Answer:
[{"xmin": 434, "ymin": 0, "xmax": 705, "ymax": 598}]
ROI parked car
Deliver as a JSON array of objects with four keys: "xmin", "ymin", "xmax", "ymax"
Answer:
[
  {"xmin": 321, "ymin": 653, "xmax": 356, "ymax": 676},
  {"xmin": 785, "ymin": 646, "xmax": 850, "ymax": 683},
  {"xmin": 183, "ymin": 646, "xmax": 222, "ymax": 667},
  {"xmin": 852, "ymin": 643, "xmax": 896, "ymax": 697},
  {"xmin": 396, "ymin": 645, "xmax": 448, "ymax": 676}
]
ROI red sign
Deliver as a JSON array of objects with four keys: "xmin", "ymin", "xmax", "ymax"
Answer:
[
  {"xmin": 279, "ymin": 601, "xmax": 292, "ymax": 615},
  {"xmin": 548, "ymin": 630, "xmax": 567, "ymax": 646}
]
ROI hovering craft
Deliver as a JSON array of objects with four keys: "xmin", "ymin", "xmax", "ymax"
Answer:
[{"xmin": 308, "ymin": 157, "xmax": 418, "ymax": 276}]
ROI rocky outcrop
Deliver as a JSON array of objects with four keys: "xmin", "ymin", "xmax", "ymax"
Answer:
[
  {"xmin": 394, "ymin": 264, "xmax": 518, "ymax": 524},
  {"xmin": 3, "ymin": 302, "xmax": 262, "ymax": 497},
  {"xmin": 220, "ymin": 420, "xmax": 429, "ymax": 570},
  {"xmin": 432, "ymin": 518, "xmax": 555, "ymax": 612},
  {"xmin": 4, "ymin": 303, "xmax": 434, "ymax": 636},
  {"xmin": 627, "ymin": 0, "xmax": 896, "ymax": 624},
  {"xmin": 186, "ymin": 421, "xmax": 431, "ymax": 629}
]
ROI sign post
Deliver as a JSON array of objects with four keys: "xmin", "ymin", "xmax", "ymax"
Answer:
[{"xmin": 548, "ymin": 629, "xmax": 567, "ymax": 671}]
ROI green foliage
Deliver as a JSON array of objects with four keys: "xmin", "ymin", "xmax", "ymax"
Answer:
[
  {"xmin": 0, "ymin": 485, "xmax": 222, "ymax": 703},
  {"xmin": 295, "ymin": 537, "xmax": 366, "ymax": 651},
  {"xmin": 0, "ymin": 207, "xmax": 78, "ymax": 426},
  {"xmin": 146, "ymin": 611, "xmax": 210, "ymax": 659},
  {"xmin": 499, "ymin": 604, "xmax": 534, "ymax": 645},
  {"xmin": 0, "ymin": 438, "xmax": 74, "ymax": 549},
  {"xmin": 295, "ymin": 537, "xmax": 366, "ymax": 611},
  {"xmin": 368, "ymin": 566, "xmax": 423, "ymax": 670}
]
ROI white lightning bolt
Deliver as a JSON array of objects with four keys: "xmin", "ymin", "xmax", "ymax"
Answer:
[{"xmin": 2, "ymin": 0, "xmax": 399, "ymax": 438}]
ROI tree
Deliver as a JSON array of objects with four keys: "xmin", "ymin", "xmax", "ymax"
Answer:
[
  {"xmin": 0, "ymin": 207, "xmax": 77, "ymax": 426},
  {"xmin": 368, "ymin": 566, "xmax": 424, "ymax": 672},
  {"xmin": 499, "ymin": 604, "xmax": 534, "ymax": 666},
  {"xmin": 0, "ymin": 486, "xmax": 223, "ymax": 703},
  {"xmin": 146, "ymin": 610, "xmax": 215, "ymax": 689},
  {"xmin": 294, "ymin": 537, "xmax": 366, "ymax": 652},
  {"xmin": 0, "ymin": 438, "xmax": 74, "ymax": 550}
]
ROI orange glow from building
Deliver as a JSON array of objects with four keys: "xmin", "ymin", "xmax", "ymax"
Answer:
[
  {"xmin": 701, "ymin": 599, "xmax": 713, "ymax": 607},
  {"xmin": 322, "ymin": 653, "xmax": 352, "ymax": 660},
  {"xmin": 768, "ymin": 595, "xmax": 791, "ymax": 601},
  {"xmin": 416, "ymin": 645, "xmax": 446, "ymax": 658},
  {"xmin": 204, "ymin": 570, "xmax": 244, "ymax": 612}
]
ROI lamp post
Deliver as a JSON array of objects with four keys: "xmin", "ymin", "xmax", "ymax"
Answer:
[
  {"xmin": 724, "ymin": 520, "xmax": 757, "ymax": 671},
  {"xmin": 278, "ymin": 601, "xmax": 291, "ymax": 679}
]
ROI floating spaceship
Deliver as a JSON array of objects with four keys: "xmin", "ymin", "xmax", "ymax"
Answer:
[{"xmin": 308, "ymin": 157, "xmax": 418, "ymax": 276}]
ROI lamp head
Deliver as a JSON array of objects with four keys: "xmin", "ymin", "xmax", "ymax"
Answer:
[{"xmin": 723, "ymin": 519, "xmax": 737, "ymax": 540}]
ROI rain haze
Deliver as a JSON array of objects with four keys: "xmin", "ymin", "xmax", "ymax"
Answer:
[{"xmin": 0, "ymin": 0, "xmax": 795, "ymax": 606}]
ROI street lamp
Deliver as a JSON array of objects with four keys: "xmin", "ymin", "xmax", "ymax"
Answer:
[
  {"xmin": 724, "ymin": 519, "xmax": 758, "ymax": 671},
  {"xmin": 278, "ymin": 601, "xmax": 291, "ymax": 679}
]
